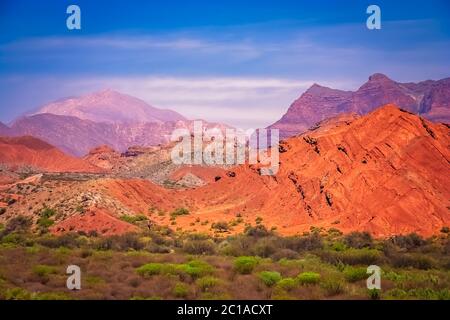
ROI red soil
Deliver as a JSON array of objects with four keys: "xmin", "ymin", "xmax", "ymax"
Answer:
[
  {"xmin": 0, "ymin": 136, "xmax": 102, "ymax": 173},
  {"xmin": 50, "ymin": 207, "xmax": 138, "ymax": 236}
]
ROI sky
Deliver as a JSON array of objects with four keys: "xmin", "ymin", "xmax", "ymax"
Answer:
[{"xmin": 0, "ymin": 0, "xmax": 449, "ymax": 128}]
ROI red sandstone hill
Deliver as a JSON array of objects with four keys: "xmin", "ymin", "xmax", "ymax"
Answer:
[
  {"xmin": 0, "ymin": 136, "xmax": 102, "ymax": 173},
  {"xmin": 269, "ymin": 73, "xmax": 450, "ymax": 138},
  {"xmin": 92, "ymin": 105, "xmax": 449, "ymax": 237}
]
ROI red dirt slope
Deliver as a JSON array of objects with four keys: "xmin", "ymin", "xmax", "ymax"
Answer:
[{"xmin": 0, "ymin": 136, "xmax": 102, "ymax": 173}]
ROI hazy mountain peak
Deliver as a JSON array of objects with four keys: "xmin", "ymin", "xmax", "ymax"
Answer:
[
  {"xmin": 32, "ymin": 90, "xmax": 186, "ymax": 124},
  {"xmin": 368, "ymin": 73, "xmax": 392, "ymax": 82}
]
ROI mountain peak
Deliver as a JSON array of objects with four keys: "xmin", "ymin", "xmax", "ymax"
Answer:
[
  {"xmin": 368, "ymin": 73, "xmax": 392, "ymax": 82},
  {"xmin": 33, "ymin": 90, "xmax": 186, "ymax": 124}
]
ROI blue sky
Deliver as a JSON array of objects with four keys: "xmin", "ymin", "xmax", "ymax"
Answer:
[{"xmin": 0, "ymin": 0, "xmax": 449, "ymax": 128}]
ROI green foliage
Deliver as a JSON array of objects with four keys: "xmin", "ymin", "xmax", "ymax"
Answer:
[
  {"xmin": 40, "ymin": 208, "xmax": 56, "ymax": 219},
  {"xmin": 196, "ymin": 276, "xmax": 221, "ymax": 291},
  {"xmin": 344, "ymin": 232, "xmax": 373, "ymax": 249},
  {"xmin": 368, "ymin": 289, "xmax": 381, "ymax": 300},
  {"xmin": 343, "ymin": 266, "xmax": 368, "ymax": 282},
  {"xmin": 119, "ymin": 215, "xmax": 148, "ymax": 224},
  {"xmin": 37, "ymin": 217, "xmax": 54, "ymax": 229},
  {"xmin": 321, "ymin": 276, "xmax": 345, "ymax": 296},
  {"xmin": 277, "ymin": 278, "xmax": 297, "ymax": 291},
  {"xmin": 258, "ymin": 271, "xmax": 282, "ymax": 287},
  {"xmin": 170, "ymin": 208, "xmax": 190, "ymax": 217},
  {"xmin": 33, "ymin": 265, "xmax": 57, "ymax": 277},
  {"xmin": 234, "ymin": 256, "xmax": 259, "ymax": 274},
  {"xmin": 183, "ymin": 239, "xmax": 216, "ymax": 255},
  {"xmin": 297, "ymin": 272, "xmax": 321, "ymax": 285},
  {"xmin": 173, "ymin": 282, "xmax": 189, "ymax": 298},
  {"xmin": 211, "ymin": 221, "xmax": 229, "ymax": 232},
  {"xmin": 136, "ymin": 260, "xmax": 213, "ymax": 279}
]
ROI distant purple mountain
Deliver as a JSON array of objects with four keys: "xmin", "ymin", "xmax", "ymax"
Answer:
[{"xmin": 269, "ymin": 73, "xmax": 450, "ymax": 138}]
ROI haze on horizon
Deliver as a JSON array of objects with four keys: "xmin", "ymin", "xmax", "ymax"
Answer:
[{"xmin": 0, "ymin": 0, "xmax": 449, "ymax": 128}]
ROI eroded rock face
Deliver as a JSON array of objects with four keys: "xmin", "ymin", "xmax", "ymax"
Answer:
[{"xmin": 269, "ymin": 73, "xmax": 450, "ymax": 138}]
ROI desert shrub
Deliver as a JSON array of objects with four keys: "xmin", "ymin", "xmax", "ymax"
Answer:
[
  {"xmin": 33, "ymin": 265, "xmax": 57, "ymax": 277},
  {"xmin": 283, "ymin": 233, "xmax": 323, "ymax": 252},
  {"xmin": 343, "ymin": 266, "xmax": 368, "ymax": 282},
  {"xmin": 319, "ymin": 248, "xmax": 382, "ymax": 266},
  {"xmin": 178, "ymin": 260, "xmax": 214, "ymax": 279},
  {"xmin": 390, "ymin": 253, "xmax": 436, "ymax": 270},
  {"xmin": 196, "ymin": 276, "xmax": 221, "ymax": 291},
  {"xmin": 277, "ymin": 278, "xmax": 297, "ymax": 291},
  {"xmin": 440, "ymin": 226, "xmax": 450, "ymax": 234},
  {"xmin": 36, "ymin": 233, "xmax": 81, "ymax": 249},
  {"xmin": 170, "ymin": 208, "xmax": 190, "ymax": 217},
  {"xmin": 173, "ymin": 282, "xmax": 189, "ymax": 298},
  {"xmin": 136, "ymin": 263, "xmax": 176, "ymax": 277},
  {"xmin": 182, "ymin": 239, "xmax": 216, "ymax": 255},
  {"xmin": 258, "ymin": 271, "xmax": 282, "ymax": 287},
  {"xmin": 244, "ymin": 225, "xmax": 272, "ymax": 238},
  {"xmin": 146, "ymin": 242, "xmax": 171, "ymax": 254},
  {"xmin": 3, "ymin": 216, "xmax": 32, "ymax": 234},
  {"xmin": 234, "ymin": 256, "xmax": 259, "ymax": 274},
  {"xmin": 95, "ymin": 233, "xmax": 144, "ymax": 251},
  {"xmin": 330, "ymin": 242, "xmax": 347, "ymax": 251},
  {"xmin": 32, "ymin": 292, "xmax": 72, "ymax": 300},
  {"xmin": 37, "ymin": 217, "xmax": 54, "ymax": 229},
  {"xmin": 211, "ymin": 221, "xmax": 229, "ymax": 232},
  {"xmin": 270, "ymin": 249, "xmax": 298, "ymax": 261},
  {"xmin": 321, "ymin": 276, "xmax": 345, "ymax": 296},
  {"xmin": 297, "ymin": 272, "xmax": 321, "ymax": 285},
  {"xmin": 4, "ymin": 287, "xmax": 33, "ymax": 300},
  {"xmin": 368, "ymin": 289, "xmax": 381, "ymax": 300},
  {"xmin": 390, "ymin": 233, "xmax": 427, "ymax": 250},
  {"xmin": 0, "ymin": 208, "xmax": 6, "ymax": 215},
  {"xmin": 1, "ymin": 232, "xmax": 29, "ymax": 245},
  {"xmin": 253, "ymin": 237, "xmax": 278, "ymax": 258},
  {"xmin": 40, "ymin": 208, "xmax": 56, "ymax": 219},
  {"xmin": 344, "ymin": 232, "xmax": 373, "ymax": 249},
  {"xmin": 119, "ymin": 215, "xmax": 148, "ymax": 224}
]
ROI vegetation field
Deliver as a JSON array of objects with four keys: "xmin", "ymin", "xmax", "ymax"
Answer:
[{"xmin": 0, "ymin": 216, "xmax": 449, "ymax": 300}]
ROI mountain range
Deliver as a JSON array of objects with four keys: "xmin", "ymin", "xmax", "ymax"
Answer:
[
  {"xmin": 4, "ymin": 90, "xmax": 229, "ymax": 156},
  {"xmin": 269, "ymin": 73, "xmax": 450, "ymax": 138}
]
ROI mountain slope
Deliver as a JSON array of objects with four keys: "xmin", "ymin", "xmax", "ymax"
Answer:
[
  {"xmin": 0, "ymin": 136, "xmax": 102, "ymax": 173},
  {"xmin": 32, "ymin": 89, "xmax": 186, "ymax": 124},
  {"xmin": 10, "ymin": 113, "xmax": 231, "ymax": 156},
  {"xmin": 93, "ymin": 105, "xmax": 449, "ymax": 237},
  {"xmin": 270, "ymin": 73, "xmax": 450, "ymax": 138},
  {"xmin": 0, "ymin": 122, "xmax": 11, "ymax": 135}
]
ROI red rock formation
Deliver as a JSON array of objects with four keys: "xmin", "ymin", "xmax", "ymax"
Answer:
[{"xmin": 0, "ymin": 136, "xmax": 102, "ymax": 173}]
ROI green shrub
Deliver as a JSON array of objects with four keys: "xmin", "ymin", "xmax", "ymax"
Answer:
[
  {"xmin": 277, "ymin": 278, "xmax": 297, "ymax": 291},
  {"xmin": 211, "ymin": 221, "xmax": 229, "ymax": 232},
  {"xmin": 5, "ymin": 287, "xmax": 32, "ymax": 300},
  {"xmin": 319, "ymin": 248, "xmax": 382, "ymax": 265},
  {"xmin": 40, "ymin": 208, "xmax": 56, "ymax": 219},
  {"xmin": 37, "ymin": 217, "xmax": 54, "ymax": 229},
  {"xmin": 170, "ymin": 208, "xmax": 190, "ymax": 217},
  {"xmin": 136, "ymin": 263, "xmax": 174, "ymax": 277},
  {"xmin": 344, "ymin": 232, "xmax": 373, "ymax": 249},
  {"xmin": 119, "ymin": 215, "xmax": 148, "ymax": 224},
  {"xmin": 258, "ymin": 271, "xmax": 282, "ymax": 287},
  {"xmin": 321, "ymin": 277, "xmax": 345, "ymax": 296},
  {"xmin": 390, "ymin": 253, "xmax": 435, "ymax": 270},
  {"xmin": 182, "ymin": 239, "xmax": 216, "ymax": 255},
  {"xmin": 33, "ymin": 265, "xmax": 57, "ymax": 277},
  {"xmin": 234, "ymin": 256, "xmax": 259, "ymax": 274},
  {"xmin": 173, "ymin": 282, "xmax": 189, "ymax": 298},
  {"xmin": 390, "ymin": 233, "xmax": 427, "ymax": 250},
  {"xmin": 343, "ymin": 266, "xmax": 368, "ymax": 282},
  {"xmin": 368, "ymin": 289, "xmax": 381, "ymax": 300},
  {"xmin": 297, "ymin": 272, "xmax": 321, "ymax": 285},
  {"xmin": 196, "ymin": 276, "xmax": 221, "ymax": 291},
  {"xmin": 178, "ymin": 260, "xmax": 214, "ymax": 279}
]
